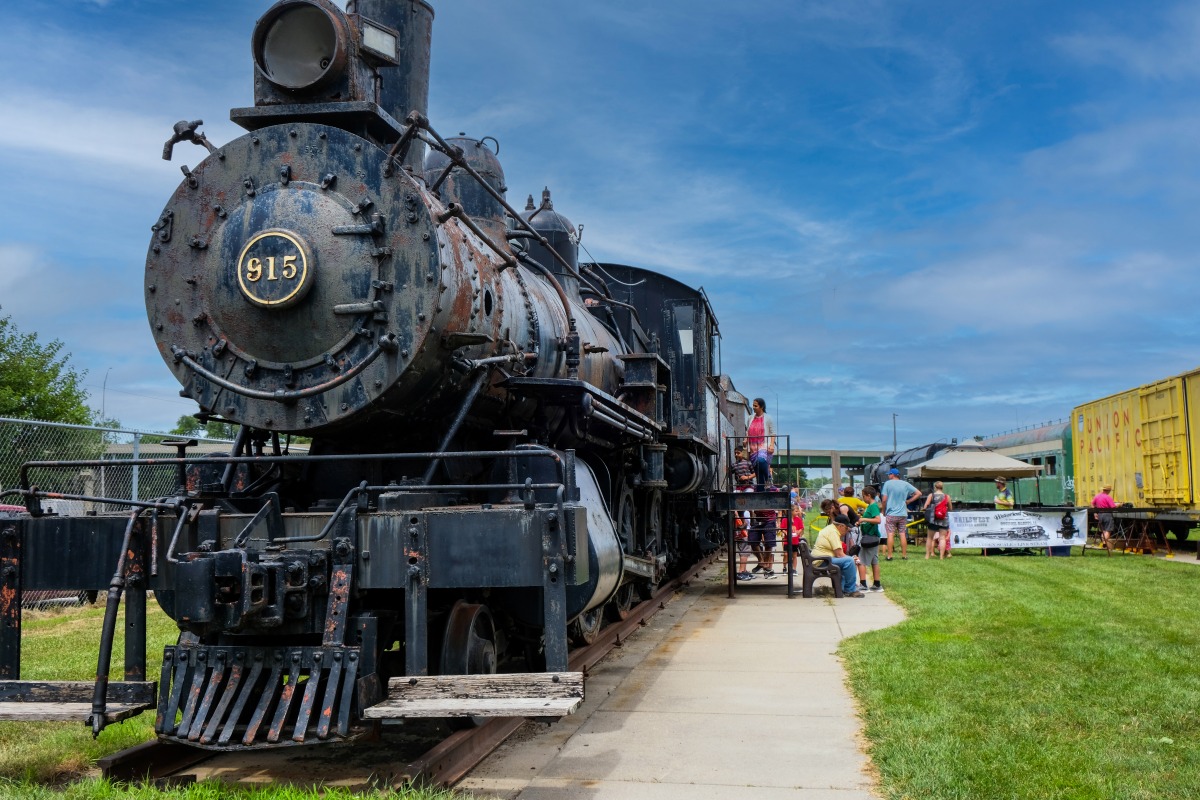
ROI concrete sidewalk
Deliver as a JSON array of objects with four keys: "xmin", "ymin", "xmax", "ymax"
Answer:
[{"xmin": 461, "ymin": 564, "xmax": 907, "ymax": 799}]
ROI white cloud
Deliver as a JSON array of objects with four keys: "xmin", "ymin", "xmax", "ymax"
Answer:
[
  {"xmin": 1055, "ymin": 4, "xmax": 1200, "ymax": 80},
  {"xmin": 0, "ymin": 93, "xmax": 176, "ymax": 175},
  {"xmin": 0, "ymin": 243, "xmax": 40, "ymax": 290}
]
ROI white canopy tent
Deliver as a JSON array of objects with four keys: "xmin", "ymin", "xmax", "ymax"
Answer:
[{"xmin": 907, "ymin": 439, "xmax": 1044, "ymax": 480}]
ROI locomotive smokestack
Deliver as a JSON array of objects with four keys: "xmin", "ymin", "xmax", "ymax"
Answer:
[{"xmin": 347, "ymin": 0, "xmax": 433, "ymax": 127}]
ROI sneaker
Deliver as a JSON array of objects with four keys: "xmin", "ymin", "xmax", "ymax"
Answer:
[
  {"xmin": 848, "ymin": 591, "xmax": 866, "ymax": 598},
  {"xmin": 738, "ymin": 571, "xmax": 756, "ymax": 581},
  {"xmin": 859, "ymin": 583, "xmax": 869, "ymax": 591},
  {"xmin": 752, "ymin": 565, "xmax": 765, "ymax": 574},
  {"xmin": 870, "ymin": 583, "xmax": 883, "ymax": 592},
  {"xmin": 762, "ymin": 569, "xmax": 776, "ymax": 578}
]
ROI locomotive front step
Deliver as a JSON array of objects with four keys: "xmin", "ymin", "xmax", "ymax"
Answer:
[
  {"xmin": 363, "ymin": 672, "xmax": 584, "ymax": 719},
  {"xmin": 0, "ymin": 680, "xmax": 156, "ymax": 723}
]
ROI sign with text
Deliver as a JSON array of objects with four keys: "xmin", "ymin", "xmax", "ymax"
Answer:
[{"xmin": 948, "ymin": 509, "xmax": 1087, "ymax": 550}]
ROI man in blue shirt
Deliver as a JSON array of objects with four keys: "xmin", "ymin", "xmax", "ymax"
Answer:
[{"xmin": 879, "ymin": 468, "xmax": 921, "ymax": 561}]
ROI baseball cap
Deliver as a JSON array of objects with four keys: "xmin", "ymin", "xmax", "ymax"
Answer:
[
  {"xmin": 832, "ymin": 514, "xmax": 851, "ymax": 526},
  {"xmin": 888, "ymin": 468, "xmax": 900, "ymax": 476},
  {"xmin": 994, "ymin": 476, "xmax": 1006, "ymax": 484}
]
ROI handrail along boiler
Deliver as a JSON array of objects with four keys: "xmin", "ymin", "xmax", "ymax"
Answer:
[{"xmin": 0, "ymin": 0, "xmax": 747, "ymax": 749}]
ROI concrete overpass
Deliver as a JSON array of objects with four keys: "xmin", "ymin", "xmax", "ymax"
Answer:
[
  {"xmin": 766, "ymin": 449, "xmax": 892, "ymax": 493},
  {"xmin": 774, "ymin": 449, "xmax": 891, "ymax": 471}
]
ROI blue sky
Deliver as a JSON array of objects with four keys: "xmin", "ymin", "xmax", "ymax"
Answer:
[{"xmin": 1, "ymin": 0, "xmax": 1197, "ymax": 450}]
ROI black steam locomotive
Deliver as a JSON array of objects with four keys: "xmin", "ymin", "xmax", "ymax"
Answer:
[{"xmin": 0, "ymin": 0, "xmax": 749, "ymax": 749}]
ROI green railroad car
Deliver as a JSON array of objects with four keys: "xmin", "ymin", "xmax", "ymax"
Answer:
[{"xmin": 942, "ymin": 421, "xmax": 1074, "ymax": 507}]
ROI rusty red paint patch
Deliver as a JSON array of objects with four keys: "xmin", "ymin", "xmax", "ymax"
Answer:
[{"xmin": 0, "ymin": 585, "xmax": 16, "ymax": 615}]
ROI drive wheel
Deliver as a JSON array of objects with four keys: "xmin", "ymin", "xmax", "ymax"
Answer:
[
  {"xmin": 638, "ymin": 490, "xmax": 664, "ymax": 601},
  {"xmin": 608, "ymin": 486, "xmax": 639, "ymax": 621},
  {"xmin": 440, "ymin": 601, "xmax": 497, "ymax": 729},
  {"xmin": 614, "ymin": 483, "xmax": 636, "ymax": 553},
  {"xmin": 606, "ymin": 582, "xmax": 637, "ymax": 622},
  {"xmin": 569, "ymin": 607, "xmax": 604, "ymax": 646}
]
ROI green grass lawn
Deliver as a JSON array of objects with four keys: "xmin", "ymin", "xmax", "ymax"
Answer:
[
  {"xmin": 0, "ymin": 602, "xmax": 473, "ymax": 800},
  {"xmin": 842, "ymin": 550, "xmax": 1200, "ymax": 800},
  {"xmin": 0, "ymin": 602, "xmax": 179, "ymax": 784}
]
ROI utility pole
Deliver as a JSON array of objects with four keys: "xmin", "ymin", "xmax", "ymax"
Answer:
[
  {"xmin": 892, "ymin": 413, "xmax": 898, "ymax": 453},
  {"xmin": 102, "ymin": 367, "xmax": 112, "ymax": 419},
  {"xmin": 774, "ymin": 391, "xmax": 781, "ymax": 461}
]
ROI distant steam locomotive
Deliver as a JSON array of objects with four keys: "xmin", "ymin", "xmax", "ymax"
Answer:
[{"xmin": 0, "ymin": 0, "xmax": 749, "ymax": 749}]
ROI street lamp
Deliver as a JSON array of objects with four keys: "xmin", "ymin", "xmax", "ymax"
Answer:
[{"xmin": 892, "ymin": 413, "xmax": 898, "ymax": 453}]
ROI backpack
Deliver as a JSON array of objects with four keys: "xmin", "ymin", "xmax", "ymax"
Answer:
[
  {"xmin": 843, "ymin": 526, "xmax": 862, "ymax": 557},
  {"xmin": 934, "ymin": 493, "xmax": 949, "ymax": 520}
]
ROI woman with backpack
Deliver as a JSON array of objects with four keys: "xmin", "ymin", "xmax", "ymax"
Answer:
[{"xmin": 922, "ymin": 481, "xmax": 953, "ymax": 560}]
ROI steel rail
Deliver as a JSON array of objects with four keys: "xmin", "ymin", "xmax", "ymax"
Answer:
[{"xmin": 97, "ymin": 740, "xmax": 213, "ymax": 784}]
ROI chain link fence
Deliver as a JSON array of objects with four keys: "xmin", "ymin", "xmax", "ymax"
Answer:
[
  {"xmin": 0, "ymin": 417, "xmax": 237, "ymax": 610},
  {"xmin": 0, "ymin": 416, "xmax": 237, "ymax": 516}
]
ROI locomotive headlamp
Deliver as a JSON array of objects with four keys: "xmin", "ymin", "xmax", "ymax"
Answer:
[{"xmin": 253, "ymin": 0, "xmax": 348, "ymax": 91}]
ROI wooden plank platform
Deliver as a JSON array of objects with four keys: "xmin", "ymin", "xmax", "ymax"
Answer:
[
  {"xmin": 0, "ymin": 702, "xmax": 150, "ymax": 723},
  {"xmin": 363, "ymin": 672, "xmax": 584, "ymax": 719},
  {"xmin": 0, "ymin": 680, "xmax": 157, "ymax": 722},
  {"xmin": 0, "ymin": 680, "xmax": 156, "ymax": 704}
]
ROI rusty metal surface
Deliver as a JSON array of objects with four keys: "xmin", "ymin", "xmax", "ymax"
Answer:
[
  {"xmin": 156, "ymin": 643, "xmax": 362, "ymax": 750},
  {"xmin": 145, "ymin": 114, "xmax": 626, "ymax": 438},
  {"xmin": 0, "ymin": 523, "xmax": 21, "ymax": 678},
  {"xmin": 147, "ymin": 123, "xmax": 442, "ymax": 434}
]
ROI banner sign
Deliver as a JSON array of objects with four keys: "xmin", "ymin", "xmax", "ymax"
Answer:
[{"xmin": 947, "ymin": 509, "xmax": 1087, "ymax": 550}]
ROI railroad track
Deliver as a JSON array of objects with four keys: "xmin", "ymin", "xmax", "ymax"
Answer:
[{"xmin": 98, "ymin": 553, "xmax": 718, "ymax": 788}]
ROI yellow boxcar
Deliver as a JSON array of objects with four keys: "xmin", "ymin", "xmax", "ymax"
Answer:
[{"xmin": 1072, "ymin": 368, "xmax": 1200, "ymax": 510}]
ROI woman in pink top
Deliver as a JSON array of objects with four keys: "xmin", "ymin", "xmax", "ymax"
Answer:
[
  {"xmin": 1092, "ymin": 484, "xmax": 1117, "ymax": 553},
  {"xmin": 746, "ymin": 397, "xmax": 777, "ymax": 487}
]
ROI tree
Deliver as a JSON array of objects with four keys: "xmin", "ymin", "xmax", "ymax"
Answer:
[
  {"xmin": 168, "ymin": 415, "xmax": 310, "ymax": 446},
  {"xmin": 0, "ymin": 312, "xmax": 92, "ymax": 423},
  {"xmin": 171, "ymin": 415, "xmax": 238, "ymax": 441},
  {"xmin": 170, "ymin": 415, "xmax": 203, "ymax": 437}
]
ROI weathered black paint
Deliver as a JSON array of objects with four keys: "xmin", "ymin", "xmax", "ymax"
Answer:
[{"xmin": 0, "ymin": 0, "xmax": 751, "ymax": 749}]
